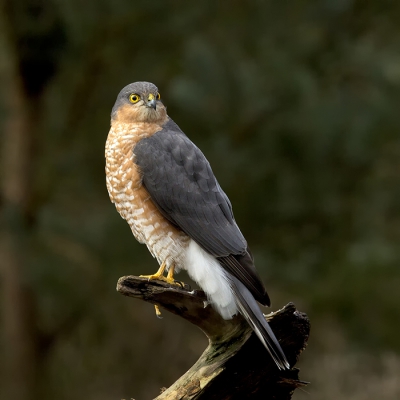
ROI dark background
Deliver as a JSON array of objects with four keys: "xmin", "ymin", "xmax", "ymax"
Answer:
[{"xmin": 1, "ymin": 1, "xmax": 400, "ymax": 399}]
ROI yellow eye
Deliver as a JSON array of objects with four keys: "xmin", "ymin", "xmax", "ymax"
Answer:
[
  {"xmin": 129, "ymin": 93, "xmax": 140, "ymax": 103},
  {"xmin": 156, "ymin": 92, "xmax": 161, "ymax": 100}
]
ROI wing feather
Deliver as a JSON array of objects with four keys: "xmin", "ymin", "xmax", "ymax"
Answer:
[{"xmin": 133, "ymin": 119, "xmax": 269, "ymax": 304}]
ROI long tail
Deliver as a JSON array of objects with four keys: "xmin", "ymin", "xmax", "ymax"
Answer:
[{"xmin": 229, "ymin": 275, "xmax": 290, "ymax": 370}]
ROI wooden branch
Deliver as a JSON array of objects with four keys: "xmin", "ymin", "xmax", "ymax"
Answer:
[{"xmin": 117, "ymin": 276, "xmax": 310, "ymax": 400}]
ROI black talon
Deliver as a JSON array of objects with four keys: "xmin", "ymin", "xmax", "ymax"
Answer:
[{"xmin": 174, "ymin": 280, "xmax": 184, "ymax": 288}]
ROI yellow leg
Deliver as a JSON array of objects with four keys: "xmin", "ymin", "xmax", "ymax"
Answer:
[
  {"xmin": 140, "ymin": 261, "xmax": 167, "ymax": 281},
  {"xmin": 166, "ymin": 264, "xmax": 175, "ymax": 283},
  {"xmin": 140, "ymin": 262, "xmax": 182, "ymax": 285}
]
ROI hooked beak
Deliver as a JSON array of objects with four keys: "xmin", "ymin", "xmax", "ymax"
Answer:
[{"xmin": 146, "ymin": 93, "xmax": 157, "ymax": 109}]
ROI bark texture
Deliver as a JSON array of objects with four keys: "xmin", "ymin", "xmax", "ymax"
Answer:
[{"xmin": 117, "ymin": 275, "xmax": 310, "ymax": 400}]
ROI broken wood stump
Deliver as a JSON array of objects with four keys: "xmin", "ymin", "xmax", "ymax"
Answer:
[{"xmin": 117, "ymin": 275, "xmax": 310, "ymax": 400}]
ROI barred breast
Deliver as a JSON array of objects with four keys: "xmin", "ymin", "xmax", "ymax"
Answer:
[{"xmin": 105, "ymin": 122, "xmax": 189, "ymax": 271}]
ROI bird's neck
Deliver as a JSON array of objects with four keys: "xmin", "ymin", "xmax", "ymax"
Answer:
[{"xmin": 107, "ymin": 120, "xmax": 162, "ymax": 153}]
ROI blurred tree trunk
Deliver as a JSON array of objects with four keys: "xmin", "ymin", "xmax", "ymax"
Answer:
[
  {"xmin": 0, "ymin": 0, "xmax": 66, "ymax": 397},
  {"xmin": 0, "ymin": 3, "xmax": 38, "ymax": 400},
  {"xmin": 0, "ymin": 46, "xmax": 37, "ymax": 400}
]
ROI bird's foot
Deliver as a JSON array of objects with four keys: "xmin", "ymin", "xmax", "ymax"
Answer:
[
  {"xmin": 140, "ymin": 264, "xmax": 186, "ymax": 319},
  {"xmin": 140, "ymin": 264, "xmax": 184, "ymax": 287},
  {"xmin": 141, "ymin": 273, "xmax": 178, "ymax": 285},
  {"xmin": 140, "ymin": 261, "xmax": 167, "ymax": 282}
]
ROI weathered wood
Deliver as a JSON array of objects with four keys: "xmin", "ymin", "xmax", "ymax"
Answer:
[{"xmin": 117, "ymin": 275, "xmax": 310, "ymax": 400}]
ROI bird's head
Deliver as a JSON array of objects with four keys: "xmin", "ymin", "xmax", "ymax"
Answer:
[{"xmin": 111, "ymin": 81, "xmax": 167, "ymax": 124}]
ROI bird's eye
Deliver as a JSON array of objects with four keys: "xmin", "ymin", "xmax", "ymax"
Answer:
[
  {"xmin": 129, "ymin": 94, "xmax": 140, "ymax": 103},
  {"xmin": 156, "ymin": 92, "xmax": 161, "ymax": 100}
]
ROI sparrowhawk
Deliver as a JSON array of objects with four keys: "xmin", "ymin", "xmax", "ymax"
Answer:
[{"xmin": 105, "ymin": 81, "xmax": 289, "ymax": 370}]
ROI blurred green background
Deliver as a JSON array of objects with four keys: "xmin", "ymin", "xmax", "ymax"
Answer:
[{"xmin": 1, "ymin": 1, "xmax": 400, "ymax": 399}]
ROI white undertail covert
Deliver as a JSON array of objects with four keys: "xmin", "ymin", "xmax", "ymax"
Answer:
[{"xmin": 184, "ymin": 239, "xmax": 238, "ymax": 320}]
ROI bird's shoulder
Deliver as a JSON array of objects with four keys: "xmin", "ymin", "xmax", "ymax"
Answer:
[
  {"xmin": 134, "ymin": 117, "xmax": 191, "ymax": 154},
  {"xmin": 133, "ymin": 118, "xmax": 209, "ymax": 180}
]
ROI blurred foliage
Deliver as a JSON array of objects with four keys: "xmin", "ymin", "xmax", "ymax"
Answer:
[{"xmin": 1, "ymin": 0, "xmax": 400, "ymax": 399}]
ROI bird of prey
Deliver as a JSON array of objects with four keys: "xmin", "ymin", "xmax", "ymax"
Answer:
[{"xmin": 105, "ymin": 81, "xmax": 289, "ymax": 370}]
